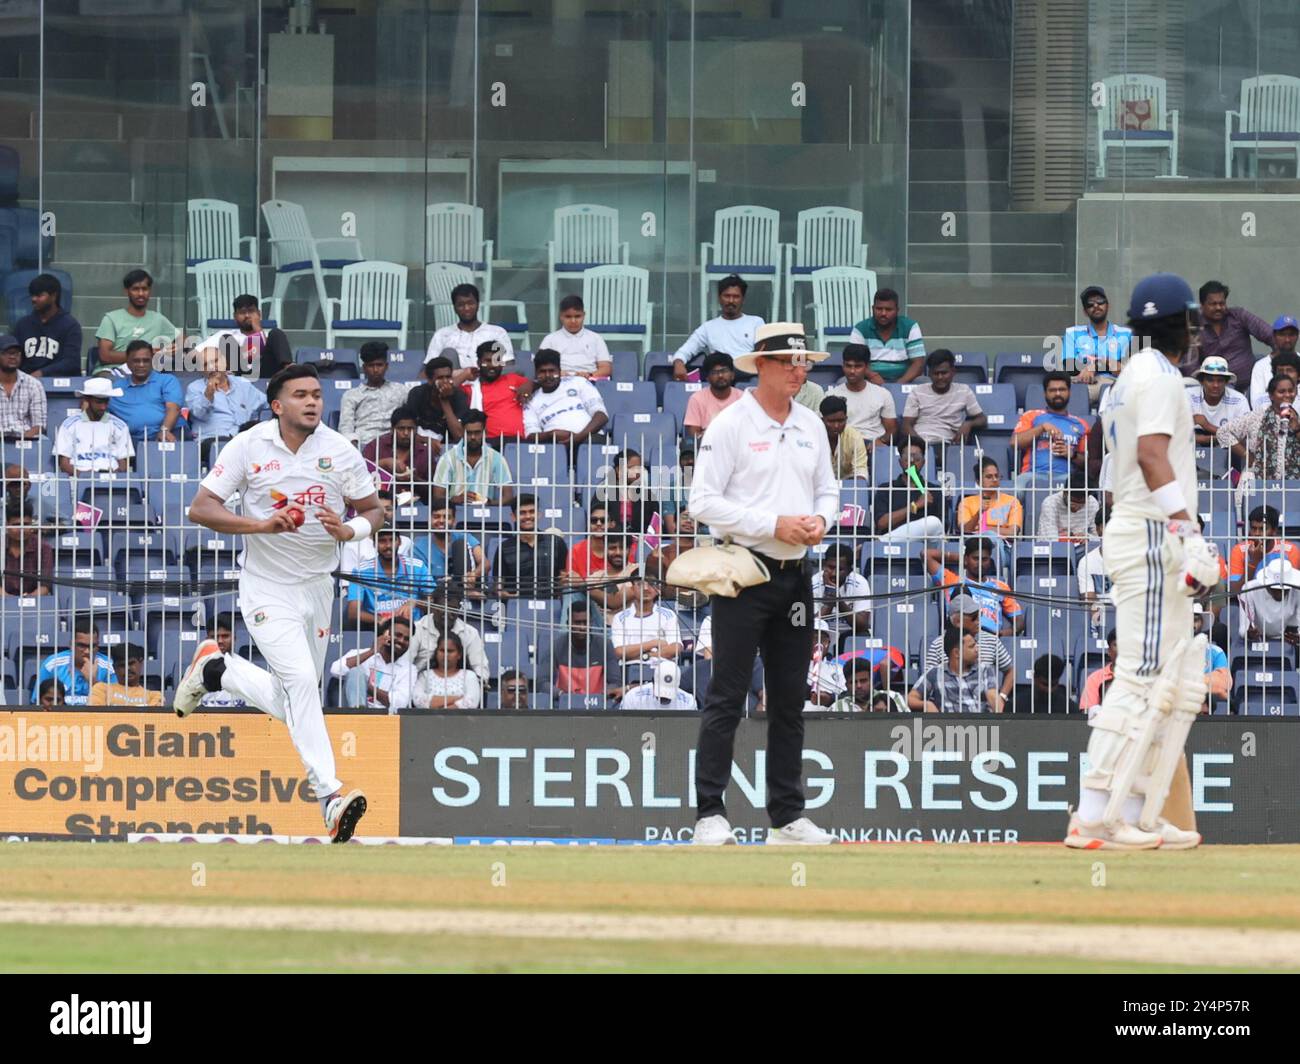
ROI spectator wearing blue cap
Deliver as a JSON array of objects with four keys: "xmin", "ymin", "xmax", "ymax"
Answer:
[
  {"xmin": 1063, "ymin": 285, "xmax": 1133, "ymax": 405},
  {"xmin": 1196, "ymin": 280, "xmax": 1273, "ymax": 386},
  {"xmin": 1248, "ymin": 314, "xmax": 1300, "ymax": 410}
]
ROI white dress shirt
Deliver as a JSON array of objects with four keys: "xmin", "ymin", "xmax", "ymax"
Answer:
[
  {"xmin": 329, "ymin": 648, "xmax": 418, "ymax": 711},
  {"xmin": 688, "ymin": 391, "xmax": 841, "ymax": 560},
  {"xmin": 425, "ymin": 323, "xmax": 514, "ymax": 369}
]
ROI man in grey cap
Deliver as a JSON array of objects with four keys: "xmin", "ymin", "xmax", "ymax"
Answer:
[
  {"xmin": 54, "ymin": 376, "xmax": 133, "ymax": 474},
  {"xmin": 924, "ymin": 592, "xmax": 1014, "ymax": 700},
  {"xmin": 0, "ymin": 334, "xmax": 47, "ymax": 441}
]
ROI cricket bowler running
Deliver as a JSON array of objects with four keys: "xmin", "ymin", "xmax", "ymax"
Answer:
[
  {"xmin": 1065, "ymin": 273, "xmax": 1222, "ymax": 851},
  {"xmin": 176, "ymin": 363, "xmax": 383, "ymax": 844}
]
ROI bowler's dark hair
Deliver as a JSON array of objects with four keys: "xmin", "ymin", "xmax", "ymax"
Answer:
[{"xmin": 267, "ymin": 362, "xmax": 320, "ymax": 406}]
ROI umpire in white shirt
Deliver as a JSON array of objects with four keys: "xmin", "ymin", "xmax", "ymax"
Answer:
[{"xmin": 687, "ymin": 323, "xmax": 841, "ymax": 846}]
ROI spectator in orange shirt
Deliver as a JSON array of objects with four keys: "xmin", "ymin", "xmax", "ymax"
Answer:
[
  {"xmin": 925, "ymin": 536, "xmax": 1025, "ymax": 635},
  {"xmin": 1228, "ymin": 504, "xmax": 1300, "ymax": 587},
  {"xmin": 1079, "ymin": 628, "xmax": 1116, "ymax": 717},
  {"xmin": 956, "ymin": 455, "xmax": 1023, "ymax": 568}
]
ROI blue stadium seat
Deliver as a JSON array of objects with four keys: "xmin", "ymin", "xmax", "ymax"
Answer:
[
  {"xmin": 49, "ymin": 530, "xmax": 103, "ymax": 567},
  {"xmin": 951, "ymin": 351, "xmax": 990, "ymax": 385},
  {"xmin": 388, "ymin": 348, "xmax": 426, "ymax": 382},
  {"xmin": 134, "ymin": 440, "xmax": 203, "ymax": 479},
  {"xmin": 610, "ymin": 349, "xmax": 639, "ymax": 383},
  {"xmin": 58, "ymin": 585, "xmax": 133, "ymax": 618},
  {"xmin": 994, "ymin": 352, "xmax": 1047, "ymax": 409},
  {"xmin": 971, "ymin": 383, "xmax": 1018, "ymax": 431},
  {"xmin": 27, "ymin": 476, "xmax": 76, "ymax": 526},
  {"xmin": 319, "ymin": 377, "xmax": 354, "ymax": 428},
  {"xmin": 1022, "ymin": 382, "xmax": 1091, "ymax": 418},
  {"xmin": 1194, "ymin": 445, "xmax": 1231, "ymax": 478},
  {"xmin": 0, "ymin": 436, "xmax": 52, "ymax": 472},
  {"xmin": 0, "ymin": 208, "xmax": 54, "ymax": 269},
  {"xmin": 1238, "ymin": 691, "xmax": 1299, "ymax": 716},
  {"xmin": 643, "ymin": 351, "xmax": 674, "ymax": 403},
  {"xmin": 1007, "ymin": 632, "xmax": 1069, "ymax": 689},
  {"xmin": 1013, "ymin": 540, "xmax": 1078, "ymax": 578},
  {"xmin": 454, "ymin": 502, "xmax": 514, "ymax": 532},
  {"xmin": 501, "ymin": 442, "xmax": 570, "ymax": 485},
  {"xmin": 1228, "ymin": 637, "xmax": 1293, "ymax": 675},
  {"xmin": 594, "ymin": 380, "xmax": 658, "ymax": 421},
  {"xmin": 868, "ymin": 445, "xmax": 936, "ymax": 486},
  {"xmin": 295, "ymin": 346, "xmax": 359, "ymax": 377},
  {"xmin": 661, "ymin": 381, "xmax": 703, "ymax": 431},
  {"xmin": 482, "ymin": 625, "xmax": 538, "ymax": 682},
  {"xmin": 611, "ymin": 412, "xmax": 677, "ymax": 453},
  {"xmin": 860, "ymin": 541, "xmax": 927, "ymax": 578}
]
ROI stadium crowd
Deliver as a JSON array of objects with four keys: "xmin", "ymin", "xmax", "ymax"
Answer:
[{"xmin": 3, "ymin": 270, "xmax": 1298, "ymax": 716}]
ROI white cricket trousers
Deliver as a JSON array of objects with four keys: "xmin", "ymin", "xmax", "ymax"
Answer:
[
  {"xmin": 1102, "ymin": 516, "xmax": 1193, "ymax": 699},
  {"xmin": 1083, "ymin": 516, "xmax": 1194, "ymax": 816},
  {"xmin": 218, "ymin": 573, "xmax": 341, "ymax": 800}
]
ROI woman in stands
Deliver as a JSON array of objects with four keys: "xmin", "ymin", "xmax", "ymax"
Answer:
[{"xmin": 411, "ymin": 632, "xmax": 482, "ymax": 710}]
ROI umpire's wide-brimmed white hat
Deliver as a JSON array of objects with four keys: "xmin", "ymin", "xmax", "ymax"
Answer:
[
  {"xmin": 1246, "ymin": 557, "xmax": 1300, "ymax": 591},
  {"xmin": 77, "ymin": 377, "xmax": 122, "ymax": 398},
  {"xmin": 734, "ymin": 322, "xmax": 829, "ymax": 374}
]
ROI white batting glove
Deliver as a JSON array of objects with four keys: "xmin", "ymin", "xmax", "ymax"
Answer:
[{"xmin": 1168, "ymin": 520, "xmax": 1221, "ymax": 598}]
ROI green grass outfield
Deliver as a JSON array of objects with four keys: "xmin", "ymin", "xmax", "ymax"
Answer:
[{"xmin": 2, "ymin": 842, "xmax": 1299, "ymax": 973}]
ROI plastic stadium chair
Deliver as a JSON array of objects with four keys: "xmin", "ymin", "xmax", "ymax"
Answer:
[
  {"xmin": 1224, "ymin": 74, "xmax": 1300, "ymax": 179},
  {"xmin": 594, "ymin": 380, "xmax": 657, "ymax": 421},
  {"xmin": 261, "ymin": 198, "xmax": 362, "ymax": 330},
  {"xmin": 699, "ymin": 205, "xmax": 781, "ymax": 320},
  {"xmin": 425, "ymin": 202, "xmax": 492, "ymax": 307},
  {"xmin": 1097, "ymin": 73, "xmax": 1180, "ymax": 178},
  {"xmin": 584, "ymin": 264, "xmax": 652, "ymax": 360},
  {"xmin": 325, "ymin": 261, "xmax": 411, "ymax": 351},
  {"xmin": 425, "ymin": 260, "xmax": 529, "ymax": 346},
  {"xmin": 187, "ymin": 198, "xmax": 256, "ymax": 270},
  {"xmin": 193, "ymin": 259, "xmax": 281, "ymax": 331},
  {"xmin": 546, "ymin": 204, "xmax": 628, "ymax": 327},
  {"xmin": 809, "ymin": 266, "xmax": 877, "ymax": 351},
  {"xmin": 784, "ymin": 206, "xmax": 869, "ymax": 321}
]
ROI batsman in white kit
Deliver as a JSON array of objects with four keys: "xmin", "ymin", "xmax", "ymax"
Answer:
[
  {"xmin": 1066, "ymin": 273, "xmax": 1222, "ymax": 851},
  {"xmin": 175, "ymin": 364, "xmax": 384, "ymax": 843}
]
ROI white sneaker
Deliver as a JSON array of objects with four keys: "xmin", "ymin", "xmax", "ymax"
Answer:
[
  {"xmin": 1063, "ymin": 814, "xmax": 1162, "ymax": 851},
  {"xmin": 1151, "ymin": 818, "xmax": 1202, "ymax": 850},
  {"xmin": 174, "ymin": 639, "xmax": 222, "ymax": 719},
  {"xmin": 325, "ymin": 788, "xmax": 367, "ymax": 844},
  {"xmin": 767, "ymin": 817, "xmax": 836, "ymax": 845},
  {"xmin": 692, "ymin": 814, "xmax": 737, "ymax": 846}
]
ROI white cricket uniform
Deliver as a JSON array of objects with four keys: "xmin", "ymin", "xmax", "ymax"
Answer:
[
  {"xmin": 522, "ymin": 379, "xmax": 607, "ymax": 436},
  {"xmin": 539, "ymin": 327, "xmax": 611, "ymax": 376},
  {"xmin": 610, "ymin": 603, "xmax": 682, "ymax": 669},
  {"xmin": 54, "ymin": 411, "xmax": 134, "ymax": 471},
  {"xmin": 425, "ymin": 323, "xmax": 514, "ymax": 370},
  {"xmin": 619, "ymin": 684, "xmax": 698, "ymax": 710},
  {"xmin": 1098, "ymin": 347, "xmax": 1199, "ymax": 703},
  {"xmin": 198, "ymin": 419, "xmax": 374, "ymax": 800}
]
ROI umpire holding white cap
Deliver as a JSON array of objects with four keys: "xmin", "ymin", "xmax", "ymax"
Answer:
[{"xmin": 687, "ymin": 323, "xmax": 841, "ymax": 845}]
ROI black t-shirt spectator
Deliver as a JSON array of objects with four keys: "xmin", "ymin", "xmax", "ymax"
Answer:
[
  {"xmin": 407, "ymin": 380, "xmax": 470, "ymax": 438},
  {"xmin": 871, "ymin": 472, "xmax": 947, "ymax": 533},
  {"xmin": 14, "ymin": 309, "xmax": 82, "ymax": 376},
  {"xmin": 251, "ymin": 328, "xmax": 293, "ymax": 379},
  {"xmin": 493, "ymin": 534, "xmax": 567, "ymax": 595},
  {"xmin": 1009, "ymin": 684, "xmax": 1071, "ymax": 714}
]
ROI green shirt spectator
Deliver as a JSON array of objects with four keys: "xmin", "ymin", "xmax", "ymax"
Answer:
[
  {"xmin": 94, "ymin": 268, "xmax": 176, "ymax": 370},
  {"xmin": 848, "ymin": 286, "xmax": 926, "ymax": 384}
]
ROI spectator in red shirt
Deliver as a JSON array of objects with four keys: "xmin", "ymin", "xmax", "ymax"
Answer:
[{"xmin": 464, "ymin": 340, "xmax": 531, "ymax": 440}]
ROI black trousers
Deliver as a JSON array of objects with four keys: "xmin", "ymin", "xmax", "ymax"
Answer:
[{"xmin": 695, "ymin": 558, "xmax": 814, "ymax": 828}]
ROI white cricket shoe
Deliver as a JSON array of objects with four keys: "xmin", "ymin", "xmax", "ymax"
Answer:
[
  {"xmin": 1151, "ymin": 818, "xmax": 1202, "ymax": 850},
  {"xmin": 325, "ymin": 788, "xmax": 367, "ymax": 844},
  {"xmin": 692, "ymin": 814, "xmax": 737, "ymax": 846},
  {"xmin": 1063, "ymin": 814, "xmax": 1162, "ymax": 851},
  {"xmin": 767, "ymin": 817, "xmax": 836, "ymax": 845},
  {"xmin": 174, "ymin": 639, "xmax": 222, "ymax": 719}
]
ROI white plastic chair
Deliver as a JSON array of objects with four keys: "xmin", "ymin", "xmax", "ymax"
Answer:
[
  {"xmin": 425, "ymin": 261, "xmax": 529, "ymax": 349},
  {"xmin": 1095, "ymin": 74, "xmax": 1179, "ymax": 178},
  {"xmin": 784, "ymin": 206, "xmax": 868, "ymax": 321},
  {"xmin": 193, "ymin": 259, "xmax": 283, "ymax": 331},
  {"xmin": 546, "ymin": 204, "xmax": 628, "ymax": 327},
  {"xmin": 1225, "ymin": 74, "xmax": 1300, "ymax": 178},
  {"xmin": 326, "ymin": 261, "xmax": 411, "ymax": 351},
  {"xmin": 425, "ymin": 202, "xmax": 493, "ymax": 308},
  {"xmin": 261, "ymin": 199, "xmax": 362, "ymax": 330},
  {"xmin": 583, "ymin": 265, "xmax": 652, "ymax": 359},
  {"xmin": 187, "ymin": 199, "xmax": 255, "ymax": 272},
  {"xmin": 809, "ymin": 266, "xmax": 878, "ymax": 352},
  {"xmin": 699, "ymin": 205, "xmax": 781, "ymax": 321}
]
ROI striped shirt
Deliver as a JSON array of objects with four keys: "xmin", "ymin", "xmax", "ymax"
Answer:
[
  {"xmin": 912, "ymin": 662, "xmax": 1000, "ymax": 713},
  {"xmin": 431, "ymin": 440, "xmax": 513, "ymax": 502},
  {"xmin": 0, "ymin": 371, "xmax": 46, "ymax": 437},
  {"xmin": 848, "ymin": 314, "xmax": 925, "ymax": 380},
  {"xmin": 925, "ymin": 630, "xmax": 1012, "ymax": 673}
]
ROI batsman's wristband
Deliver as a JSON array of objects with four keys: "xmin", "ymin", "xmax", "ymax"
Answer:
[
  {"xmin": 1151, "ymin": 481, "xmax": 1188, "ymax": 518},
  {"xmin": 345, "ymin": 515, "xmax": 374, "ymax": 541}
]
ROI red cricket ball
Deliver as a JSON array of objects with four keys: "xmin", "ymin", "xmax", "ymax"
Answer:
[{"xmin": 286, "ymin": 507, "xmax": 305, "ymax": 528}]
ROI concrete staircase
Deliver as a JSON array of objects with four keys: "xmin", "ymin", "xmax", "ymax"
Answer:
[{"xmin": 907, "ymin": 1, "xmax": 1076, "ymax": 359}]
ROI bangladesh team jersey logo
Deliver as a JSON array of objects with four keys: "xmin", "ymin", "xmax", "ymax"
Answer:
[
  {"xmin": 252, "ymin": 610, "xmax": 267, "ymax": 625},
  {"xmin": 317, "ymin": 456, "xmax": 333, "ymax": 472}
]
